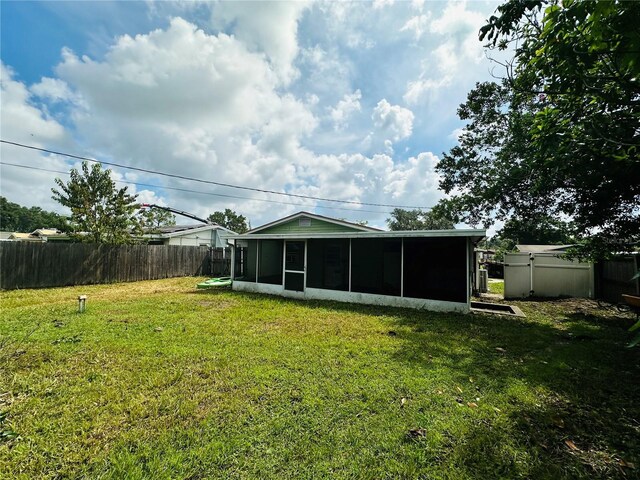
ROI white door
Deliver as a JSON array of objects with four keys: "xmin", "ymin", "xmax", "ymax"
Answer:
[{"xmin": 504, "ymin": 252, "xmax": 532, "ymax": 298}]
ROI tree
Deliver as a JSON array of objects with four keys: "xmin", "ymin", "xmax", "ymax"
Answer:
[
  {"xmin": 488, "ymin": 214, "xmax": 576, "ymax": 261},
  {"xmin": 437, "ymin": 0, "xmax": 640, "ymax": 259},
  {"xmin": 207, "ymin": 209, "xmax": 249, "ymax": 233},
  {"xmin": 0, "ymin": 197, "xmax": 69, "ymax": 232},
  {"xmin": 387, "ymin": 208, "xmax": 455, "ymax": 231},
  {"xmin": 51, "ymin": 162, "xmax": 141, "ymax": 244},
  {"xmin": 498, "ymin": 215, "xmax": 575, "ymax": 246},
  {"xmin": 137, "ymin": 208, "xmax": 176, "ymax": 233}
]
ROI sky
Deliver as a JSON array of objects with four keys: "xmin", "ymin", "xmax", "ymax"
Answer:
[{"xmin": 0, "ymin": 0, "xmax": 506, "ymax": 230}]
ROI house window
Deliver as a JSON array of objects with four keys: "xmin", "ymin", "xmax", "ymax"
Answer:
[{"xmin": 299, "ymin": 218, "xmax": 311, "ymax": 227}]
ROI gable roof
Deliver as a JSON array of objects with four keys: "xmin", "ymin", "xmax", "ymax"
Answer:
[{"xmin": 247, "ymin": 211, "xmax": 380, "ymax": 235}]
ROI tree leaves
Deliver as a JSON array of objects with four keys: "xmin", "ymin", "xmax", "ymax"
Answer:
[
  {"xmin": 51, "ymin": 162, "xmax": 140, "ymax": 244},
  {"xmin": 437, "ymin": 0, "xmax": 640, "ymax": 259}
]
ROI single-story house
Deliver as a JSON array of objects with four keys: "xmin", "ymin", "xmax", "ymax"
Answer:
[
  {"xmin": 143, "ymin": 224, "xmax": 236, "ymax": 248},
  {"xmin": 515, "ymin": 244, "xmax": 573, "ymax": 254},
  {"xmin": 7, "ymin": 229, "xmax": 69, "ymax": 242},
  {"xmin": 229, "ymin": 212, "xmax": 485, "ymax": 313}
]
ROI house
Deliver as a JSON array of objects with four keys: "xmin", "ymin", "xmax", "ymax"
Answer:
[
  {"xmin": 515, "ymin": 244, "xmax": 573, "ymax": 254},
  {"xmin": 7, "ymin": 229, "xmax": 69, "ymax": 242},
  {"xmin": 143, "ymin": 224, "xmax": 236, "ymax": 248},
  {"xmin": 229, "ymin": 212, "xmax": 485, "ymax": 313}
]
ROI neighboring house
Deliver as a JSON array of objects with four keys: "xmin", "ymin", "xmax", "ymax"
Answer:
[
  {"xmin": 7, "ymin": 229, "xmax": 69, "ymax": 242},
  {"xmin": 143, "ymin": 224, "xmax": 236, "ymax": 248},
  {"xmin": 229, "ymin": 211, "xmax": 485, "ymax": 313},
  {"xmin": 516, "ymin": 244, "xmax": 573, "ymax": 254}
]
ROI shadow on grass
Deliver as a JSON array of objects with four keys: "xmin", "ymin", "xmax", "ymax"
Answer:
[
  {"xmin": 390, "ymin": 306, "xmax": 639, "ymax": 478},
  {"xmin": 207, "ymin": 289, "xmax": 640, "ymax": 478}
]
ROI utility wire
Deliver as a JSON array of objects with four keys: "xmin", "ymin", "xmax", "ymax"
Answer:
[
  {"xmin": 0, "ymin": 139, "xmax": 429, "ymax": 209},
  {"xmin": 0, "ymin": 161, "xmax": 394, "ymax": 215}
]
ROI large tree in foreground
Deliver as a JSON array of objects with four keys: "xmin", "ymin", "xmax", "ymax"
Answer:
[
  {"xmin": 437, "ymin": 0, "xmax": 640, "ymax": 259},
  {"xmin": 52, "ymin": 162, "xmax": 141, "ymax": 244}
]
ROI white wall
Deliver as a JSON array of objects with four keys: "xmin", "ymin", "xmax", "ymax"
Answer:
[{"xmin": 505, "ymin": 252, "xmax": 594, "ymax": 299}]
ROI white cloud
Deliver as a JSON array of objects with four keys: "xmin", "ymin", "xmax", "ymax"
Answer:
[
  {"xmin": 371, "ymin": 99, "xmax": 414, "ymax": 142},
  {"xmin": 0, "ymin": 63, "xmax": 73, "ymax": 212},
  {"xmin": 400, "ymin": 14, "xmax": 431, "ymax": 40},
  {"xmin": 329, "ymin": 89, "xmax": 362, "ymax": 131},
  {"xmin": 209, "ymin": 1, "xmax": 310, "ymax": 84},
  {"xmin": 373, "ymin": 0, "xmax": 395, "ymax": 10},
  {"xmin": 403, "ymin": 1, "xmax": 488, "ymax": 106},
  {"xmin": 30, "ymin": 77, "xmax": 80, "ymax": 105}
]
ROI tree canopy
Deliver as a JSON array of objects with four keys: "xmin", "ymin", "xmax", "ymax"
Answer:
[
  {"xmin": 0, "ymin": 196, "xmax": 69, "ymax": 233},
  {"xmin": 207, "ymin": 209, "xmax": 249, "ymax": 234},
  {"xmin": 52, "ymin": 162, "xmax": 141, "ymax": 244},
  {"xmin": 437, "ymin": 0, "xmax": 640, "ymax": 259},
  {"xmin": 137, "ymin": 207, "xmax": 176, "ymax": 233},
  {"xmin": 387, "ymin": 208, "xmax": 455, "ymax": 231}
]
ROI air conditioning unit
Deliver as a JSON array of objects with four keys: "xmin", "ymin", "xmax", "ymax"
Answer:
[{"xmin": 478, "ymin": 269, "xmax": 488, "ymax": 293}]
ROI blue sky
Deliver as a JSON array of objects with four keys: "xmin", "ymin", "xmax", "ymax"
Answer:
[{"xmin": 1, "ymin": 0, "xmax": 505, "ymax": 229}]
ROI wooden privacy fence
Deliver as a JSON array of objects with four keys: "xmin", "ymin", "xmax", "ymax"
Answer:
[
  {"xmin": 0, "ymin": 242, "xmax": 212, "ymax": 290},
  {"xmin": 595, "ymin": 255, "xmax": 640, "ymax": 304}
]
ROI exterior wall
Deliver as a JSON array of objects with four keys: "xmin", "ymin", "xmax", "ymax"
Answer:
[
  {"xmin": 165, "ymin": 230, "xmax": 217, "ymax": 247},
  {"xmin": 233, "ymin": 281, "xmax": 469, "ymax": 313},
  {"xmin": 258, "ymin": 216, "xmax": 363, "ymax": 235},
  {"xmin": 232, "ymin": 235, "xmax": 476, "ymax": 313},
  {"xmin": 504, "ymin": 252, "xmax": 594, "ymax": 299}
]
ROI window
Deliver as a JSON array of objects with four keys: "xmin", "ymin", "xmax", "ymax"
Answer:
[
  {"xmin": 351, "ymin": 238, "xmax": 401, "ymax": 296},
  {"xmin": 299, "ymin": 218, "xmax": 311, "ymax": 227},
  {"xmin": 307, "ymin": 239, "xmax": 349, "ymax": 291}
]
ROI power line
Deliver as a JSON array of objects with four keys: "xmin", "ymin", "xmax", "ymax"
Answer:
[
  {"xmin": 0, "ymin": 161, "xmax": 394, "ymax": 215},
  {"xmin": 0, "ymin": 139, "xmax": 429, "ymax": 209}
]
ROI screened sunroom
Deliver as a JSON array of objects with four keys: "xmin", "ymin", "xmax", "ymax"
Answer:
[{"xmin": 229, "ymin": 212, "xmax": 485, "ymax": 313}]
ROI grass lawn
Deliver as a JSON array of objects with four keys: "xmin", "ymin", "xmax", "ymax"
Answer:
[
  {"xmin": 1, "ymin": 278, "xmax": 639, "ymax": 479},
  {"xmin": 487, "ymin": 279, "xmax": 505, "ymax": 297}
]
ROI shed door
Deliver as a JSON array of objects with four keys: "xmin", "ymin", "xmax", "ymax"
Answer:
[{"xmin": 284, "ymin": 241, "xmax": 306, "ymax": 292}]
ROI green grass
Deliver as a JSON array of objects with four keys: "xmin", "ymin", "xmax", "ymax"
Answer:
[
  {"xmin": 487, "ymin": 279, "xmax": 505, "ymax": 296},
  {"xmin": 1, "ymin": 278, "xmax": 639, "ymax": 479}
]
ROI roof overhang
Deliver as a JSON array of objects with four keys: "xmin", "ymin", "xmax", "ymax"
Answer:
[{"xmin": 231, "ymin": 229, "xmax": 486, "ymax": 243}]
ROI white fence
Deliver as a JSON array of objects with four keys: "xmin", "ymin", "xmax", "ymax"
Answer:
[{"xmin": 504, "ymin": 252, "xmax": 594, "ymax": 299}]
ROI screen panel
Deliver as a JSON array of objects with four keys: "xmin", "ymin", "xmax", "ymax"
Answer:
[
  {"xmin": 307, "ymin": 239, "xmax": 349, "ymax": 291},
  {"xmin": 351, "ymin": 238, "xmax": 401, "ymax": 296},
  {"xmin": 403, "ymin": 237, "xmax": 467, "ymax": 303},
  {"xmin": 258, "ymin": 240, "xmax": 283, "ymax": 285}
]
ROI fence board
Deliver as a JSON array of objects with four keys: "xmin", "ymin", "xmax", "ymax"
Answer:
[{"xmin": 0, "ymin": 242, "xmax": 212, "ymax": 290}]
